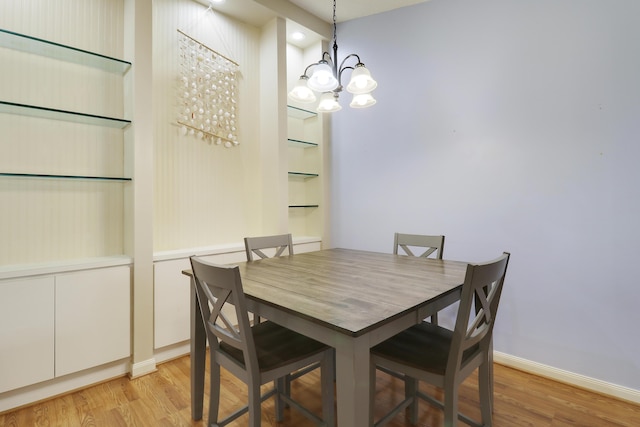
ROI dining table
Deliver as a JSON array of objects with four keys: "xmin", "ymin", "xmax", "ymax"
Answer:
[{"xmin": 183, "ymin": 248, "xmax": 468, "ymax": 427}]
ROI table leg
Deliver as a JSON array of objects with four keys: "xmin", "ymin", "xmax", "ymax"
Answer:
[
  {"xmin": 335, "ymin": 335, "xmax": 371, "ymax": 427},
  {"xmin": 190, "ymin": 278, "xmax": 206, "ymax": 420}
]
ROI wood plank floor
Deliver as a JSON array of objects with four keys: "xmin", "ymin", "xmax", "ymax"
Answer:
[{"xmin": 2, "ymin": 353, "xmax": 639, "ymax": 426}]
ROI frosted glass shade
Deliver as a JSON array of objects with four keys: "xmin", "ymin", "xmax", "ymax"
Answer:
[
  {"xmin": 317, "ymin": 92, "xmax": 342, "ymax": 113},
  {"xmin": 288, "ymin": 76, "xmax": 316, "ymax": 103},
  {"xmin": 308, "ymin": 62, "xmax": 339, "ymax": 92},
  {"xmin": 346, "ymin": 65, "xmax": 377, "ymax": 94},
  {"xmin": 350, "ymin": 92, "xmax": 377, "ymax": 109}
]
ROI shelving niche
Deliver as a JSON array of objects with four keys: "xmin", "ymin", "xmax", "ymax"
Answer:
[
  {"xmin": 0, "ymin": 28, "xmax": 132, "ymax": 266},
  {"xmin": 287, "ymin": 105, "xmax": 322, "ymax": 236}
]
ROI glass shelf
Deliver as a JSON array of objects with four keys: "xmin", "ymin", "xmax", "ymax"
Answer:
[
  {"xmin": 0, "ymin": 101, "xmax": 131, "ymax": 128},
  {"xmin": 287, "ymin": 105, "xmax": 317, "ymax": 120},
  {"xmin": 0, "ymin": 172, "xmax": 132, "ymax": 182},
  {"xmin": 288, "ymin": 171, "xmax": 318, "ymax": 179},
  {"xmin": 0, "ymin": 28, "xmax": 131, "ymax": 74},
  {"xmin": 288, "ymin": 205, "xmax": 319, "ymax": 208},
  {"xmin": 288, "ymin": 138, "xmax": 318, "ymax": 148}
]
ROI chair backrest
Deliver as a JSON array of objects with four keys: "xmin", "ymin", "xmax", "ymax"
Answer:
[
  {"xmin": 244, "ymin": 233, "xmax": 294, "ymax": 261},
  {"xmin": 393, "ymin": 232, "xmax": 445, "ymax": 259},
  {"xmin": 449, "ymin": 252, "xmax": 510, "ymax": 371},
  {"xmin": 189, "ymin": 256, "xmax": 259, "ymax": 374}
]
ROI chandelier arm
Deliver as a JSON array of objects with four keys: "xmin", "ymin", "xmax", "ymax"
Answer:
[
  {"xmin": 338, "ymin": 53, "xmax": 362, "ymax": 74},
  {"xmin": 337, "ymin": 65, "xmax": 355, "ymax": 88},
  {"xmin": 303, "ymin": 52, "xmax": 333, "ymax": 77},
  {"xmin": 303, "ymin": 62, "xmax": 319, "ymax": 76}
]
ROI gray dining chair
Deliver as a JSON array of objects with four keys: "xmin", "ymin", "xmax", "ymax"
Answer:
[
  {"xmin": 243, "ymin": 233, "xmax": 323, "ymax": 396},
  {"xmin": 244, "ymin": 233, "xmax": 294, "ymax": 325},
  {"xmin": 189, "ymin": 256, "xmax": 335, "ymax": 427},
  {"xmin": 244, "ymin": 233, "xmax": 294, "ymax": 261},
  {"xmin": 370, "ymin": 252, "xmax": 510, "ymax": 427},
  {"xmin": 393, "ymin": 232, "xmax": 445, "ymax": 260},
  {"xmin": 393, "ymin": 232, "xmax": 445, "ymax": 324}
]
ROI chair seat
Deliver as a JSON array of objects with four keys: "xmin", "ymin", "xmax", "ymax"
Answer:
[
  {"xmin": 221, "ymin": 320, "xmax": 328, "ymax": 371},
  {"xmin": 371, "ymin": 322, "xmax": 480, "ymax": 376}
]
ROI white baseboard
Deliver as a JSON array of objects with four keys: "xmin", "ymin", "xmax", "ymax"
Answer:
[
  {"xmin": 494, "ymin": 351, "xmax": 640, "ymax": 405},
  {"xmin": 154, "ymin": 341, "xmax": 190, "ymax": 364},
  {"xmin": 129, "ymin": 357, "xmax": 157, "ymax": 379}
]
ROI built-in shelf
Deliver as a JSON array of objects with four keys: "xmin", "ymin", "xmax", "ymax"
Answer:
[
  {"xmin": 288, "ymin": 171, "xmax": 318, "ymax": 179},
  {"xmin": 288, "ymin": 205, "xmax": 319, "ymax": 208},
  {"xmin": 0, "ymin": 172, "xmax": 132, "ymax": 182},
  {"xmin": 0, "ymin": 28, "xmax": 131, "ymax": 74},
  {"xmin": 287, "ymin": 105, "xmax": 316, "ymax": 120},
  {"xmin": 288, "ymin": 138, "xmax": 318, "ymax": 148},
  {"xmin": 0, "ymin": 101, "xmax": 131, "ymax": 128}
]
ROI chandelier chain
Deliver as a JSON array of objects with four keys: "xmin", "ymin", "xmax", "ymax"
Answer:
[{"xmin": 332, "ymin": 0, "xmax": 337, "ymax": 46}]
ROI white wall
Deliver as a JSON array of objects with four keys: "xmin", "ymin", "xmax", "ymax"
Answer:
[{"xmin": 331, "ymin": 0, "xmax": 640, "ymax": 391}]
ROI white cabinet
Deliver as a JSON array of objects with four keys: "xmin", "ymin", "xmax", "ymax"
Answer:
[
  {"xmin": 0, "ymin": 276, "xmax": 55, "ymax": 393},
  {"xmin": 154, "ymin": 258, "xmax": 191, "ymax": 349},
  {"xmin": 0, "ymin": 265, "xmax": 130, "ymax": 393},
  {"xmin": 55, "ymin": 266, "xmax": 131, "ymax": 376}
]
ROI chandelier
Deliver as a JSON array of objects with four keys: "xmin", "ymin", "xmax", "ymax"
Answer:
[{"xmin": 287, "ymin": 0, "xmax": 378, "ymax": 112}]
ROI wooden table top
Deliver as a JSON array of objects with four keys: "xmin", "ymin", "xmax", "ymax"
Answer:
[{"xmin": 234, "ymin": 248, "xmax": 468, "ymax": 337}]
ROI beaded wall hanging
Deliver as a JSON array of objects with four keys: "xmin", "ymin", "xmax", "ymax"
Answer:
[{"xmin": 177, "ymin": 29, "xmax": 239, "ymax": 148}]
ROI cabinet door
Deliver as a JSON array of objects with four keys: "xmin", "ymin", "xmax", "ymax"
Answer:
[
  {"xmin": 0, "ymin": 276, "xmax": 55, "ymax": 393},
  {"xmin": 55, "ymin": 266, "xmax": 130, "ymax": 376},
  {"xmin": 295, "ymin": 241, "xmax": 321, "ymax": 254},
  {"xmin": 154, "ymin": 258, "xmax": 191, "ymax": 349}
]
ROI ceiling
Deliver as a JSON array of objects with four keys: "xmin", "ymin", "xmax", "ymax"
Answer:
[
  {"xmin": 198, "ymin": 0, "xmax": 428, "ymax": 48},
  {"xmin": 195, "ymin": 0, "xmax": 428, "ymax": 48},
  {"xmin": 287, "ymin": 0, "xmax": 427, "ymax": 24}
]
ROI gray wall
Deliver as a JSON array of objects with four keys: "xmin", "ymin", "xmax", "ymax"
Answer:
[{"xmin": 330, "ymin": 0, "xmax": 640, "ymax": 390}]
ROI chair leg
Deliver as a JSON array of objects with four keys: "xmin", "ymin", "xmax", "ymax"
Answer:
[
  {"xmin": 284, "ymin": 374, "xmax": 292, "ymax": 408},
  {"xmin": 321, "ymin": 350, "xmax": 336, "ymax": 427},
  {"xmin": 209, "ymin": 359, "xmax": 221, "ymax": 424},
  {"xmin": 478, "ymin": 361, "xmax": 493, "ymax": 426},
  {"xmin": 430, "ymin": 312, "xmax": 439, "ymax": 325},
  {"xmin": 369, "ymin": 358, "xmax": 377, "ymax": 426},
  {"xmin": 247, "ymin": 380, "xmax": 262, "ymax": 427},
  {"xmin": 488, "ymin": 339, "xmax": 494, "ymax": 411},
  {"xmin": 443, "ymin": 382, "xmax": 459, "ymax": 427},
  {"xmin": 405, "ymin": 376, "xmax": 419, "ymax": 424},
  {"xmin": 275, "ymin": 378, "xmax": 286, "ymax": 421}
]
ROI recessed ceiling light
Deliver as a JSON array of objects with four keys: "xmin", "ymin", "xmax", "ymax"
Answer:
[{"xmin": 291, "ymin": 31, "xmax": 306, "ymax": 41}]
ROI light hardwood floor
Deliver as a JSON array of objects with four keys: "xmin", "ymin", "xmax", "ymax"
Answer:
[{"xmin": 1, "ymin": 353, "xmax": 639, "ymax": 426}]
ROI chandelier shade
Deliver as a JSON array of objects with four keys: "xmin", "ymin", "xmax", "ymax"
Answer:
[
  {"xmin": 346, "ymin": 64, "xmax": 377, "ymax": 94},
  {"xmin": 289, "ymin": 76, "xmax": 317, "ymax": 103},
  {"xmin": 317, "ymin": 92, "xmax": 342, "ymax": 112},
  {"xmin": 287, "ymin": 0, "xmax": 377, "ymax": 113},
  {"xmin": 307, "ymin": 61, "xmax": 339, "ymax": 92},
  {"xmin": 350, "ymin": 92, "xmax": 377, "ymax": 108}
]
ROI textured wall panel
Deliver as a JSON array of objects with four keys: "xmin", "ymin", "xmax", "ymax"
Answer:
[{"xmin": 153, "ymin": 0, "xmax": 262, "ymax": 251}]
